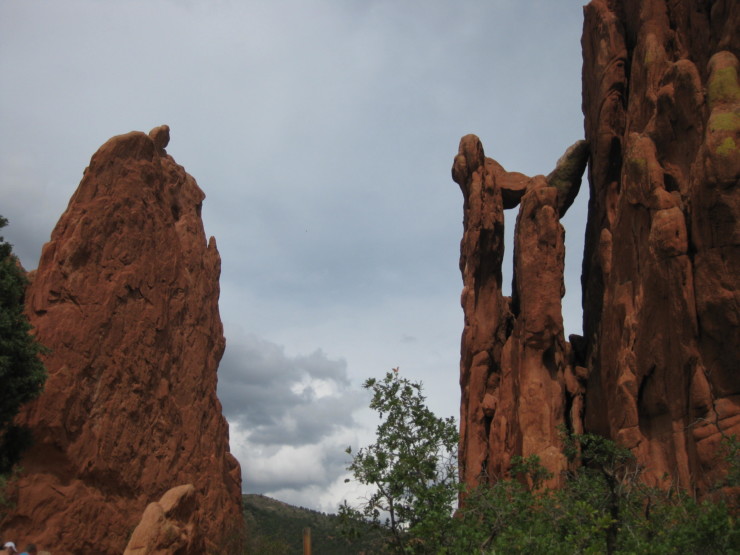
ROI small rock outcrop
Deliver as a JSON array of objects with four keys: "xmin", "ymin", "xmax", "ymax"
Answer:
[
  {"xmin": 546, "ymin": 139, "xmax": 589, "ymax": 217},
  {"xmin": 1, "ymin": 128, "xmax": 242, "ymax": 554},
  {"xmin": 455, "ymin": 0, "xmax": 739, "ymax": 494},
  {"xmin": 123, "ymin": 484, "xmax": 203, "ymax": 555}
]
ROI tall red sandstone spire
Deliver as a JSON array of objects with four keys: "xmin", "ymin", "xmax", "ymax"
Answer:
[
  {"xmin": 581, "ymin": 0, "xmax": 739, "ymax": 491},
  {"xmin": 453, "ymin": 136, "xmax": 587, "ymax": 488},
  {"xmin": 2, "ymin": 126, "xmax": 242, "ymax": 554},
  {"xmin": 454, "ymin": 0, "xmax": 739, "ymax": 493}
]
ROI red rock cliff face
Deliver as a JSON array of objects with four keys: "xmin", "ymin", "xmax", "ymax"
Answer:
[
  {"xmin": 2, "ymin": 127, "xmax": 242, "ymax": 554},
  {"xmin": 581, "ymin": 0, "xmax": 739, "ymax": 491},
  {"xmin": 455, "ymin": 0, "xmax": 739, "ymax": 493}
]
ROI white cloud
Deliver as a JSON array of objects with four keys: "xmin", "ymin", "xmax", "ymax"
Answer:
[
  {"xmin": 218, "ymin": 329, "xmax": 367, "ymax": 445},
  {"xmin": 219, "ymin": 326, "xmax": 378, "ymax": 503}
]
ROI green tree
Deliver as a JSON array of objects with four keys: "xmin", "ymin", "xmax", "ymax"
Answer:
[
  {"xmin": 561, "ymin": 429, "xmax": 641, "ymax": 554},
  {"xmin": 343, "ymin": 370, "xmax": 738, "ymax": 554},
  {"xmin": 454, "ymin": 430, "xmax": 739, "ymax": 554},
  {"xmin": 0, "ymin": 215, "xmax": 47, "ymax": 473},
  {"xmin": 342, "ymin": 369, "xmax": 459, "ymax": 553}
]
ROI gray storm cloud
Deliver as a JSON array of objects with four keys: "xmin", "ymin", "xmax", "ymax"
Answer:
[{"xmin": 218, "ymin": 332, "xmax": 365, "ymax": 446}]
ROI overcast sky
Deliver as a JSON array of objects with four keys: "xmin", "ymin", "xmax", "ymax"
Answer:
[{"xmin": 0, "ymin": 0, "xmax": 588, "ymax": 513}]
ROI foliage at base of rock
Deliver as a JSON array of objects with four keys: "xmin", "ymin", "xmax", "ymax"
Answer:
[
  {"xmin": 342, "ymin": 373, "xmax": 739, "ymax": 554},
  {"xmin": 453, "ymin": 432, "xmax": 739, "ymax": 555},
  {"xmin": 0, "ymin": 217, "xmax": 47, "ymax": 475}
]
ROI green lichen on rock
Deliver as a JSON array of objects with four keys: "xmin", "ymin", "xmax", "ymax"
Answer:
[
  {"xmin": 546, "ymin": 139, "xmax": 590, "ymax": 217},
  {"xmin": 716, "ymin": 136, "xmax": 737, "ymax": 158},
  {"xmin": 707, "ymin": 65, "xmax": 740, "ymax": 109},
  {"xmin": 627, "ymin": 156, "xmax": 648, "ymax": 176},
  {"xmin": 709, "ymin": 110, "xmax": 740, "ymax": 133}
]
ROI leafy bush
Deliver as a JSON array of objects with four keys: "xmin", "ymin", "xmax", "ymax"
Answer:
[{"xmin": 342, "ymin": 370, "xmax": 739, "ymax": 554}]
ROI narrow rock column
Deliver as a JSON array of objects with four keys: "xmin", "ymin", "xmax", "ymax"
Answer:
[
  {"xmin": 503, "ymin": 179, "xmax": 569, "ymax": 485},
  {"xmin": 452, "ymin": 134, "xmax": 509, "ymax": 487},
  {"xmin": 453, "ymin": 137, "xmax": 575, "ymax": 488}
]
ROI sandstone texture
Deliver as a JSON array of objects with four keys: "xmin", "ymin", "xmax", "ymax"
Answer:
[
  {"xmin": 455, "ymin": 0, "xmax": 739, "ymax": 494},
  {"xmin": 453, "ymin": 136, "xmax": 580, "ymax": 488},
  {"xmin": 581, "ymin": 0, "xmax": 739, "ymax": 491},
  {"xmin": 123, "ymin": 484, "xmax": 203, "ymax": 555},
  {"xmin": 1, "ymin": 127, "xmax": 242, "ymax": 554}
]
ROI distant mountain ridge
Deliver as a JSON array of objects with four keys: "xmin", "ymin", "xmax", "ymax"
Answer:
[{"xmin": 242, "ymin": 494, "xmax": 385, "ymax": 554}]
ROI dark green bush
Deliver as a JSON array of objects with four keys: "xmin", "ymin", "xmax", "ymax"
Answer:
[{"xmin": 0, "ymin": 215, "xmax": 47, "ymax": 473}]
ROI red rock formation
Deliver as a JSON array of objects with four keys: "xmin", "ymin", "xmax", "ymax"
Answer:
[
  {"xmin": 1, "ymin": 127, "xmax": 242, "ymax": 554},
  {"xmin": 455, "ymin": 0, "xmax": 739, "ymax": 494},
  {"xmin": 453, "ymin": 136, "xmax": 584, "ymax": 487},
  {"xmin": 453, "ymin": 135, "xmax": 511, "ymax": 487},
  {"xmin": 123, "ymin": 484, "xmax": 203, "ymax": 555},
  {"xmin": 581, "ymin": 0, "xmax": 739, "ymax": 492},
  {"xmin": 505, "ymin": 179, "xmax": 569, "ymax": 485}
]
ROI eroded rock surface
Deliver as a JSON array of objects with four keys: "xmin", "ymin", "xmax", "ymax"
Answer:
[
  {"xmin": 581, "ymin": 0, "xmax": 739, "ymax": 491},
  {"xmin": 123, "ymin": 484, "xmax": 203, "ymax": 555},
  {"xmin": 1, "ymin": 128, "xmax": 242, "ymax": 554},
  {"xmin": 453, "ymin": 136, "xmax": 580, "ymax": 487},
  {"xmin": 455, "ymin": 0, "xmax": 739, "ymax": 494}
]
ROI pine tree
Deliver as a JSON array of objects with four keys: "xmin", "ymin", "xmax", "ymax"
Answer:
[{"xmin": 0, "ymin": 215, "xmax": 47, "ymax": 473}]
